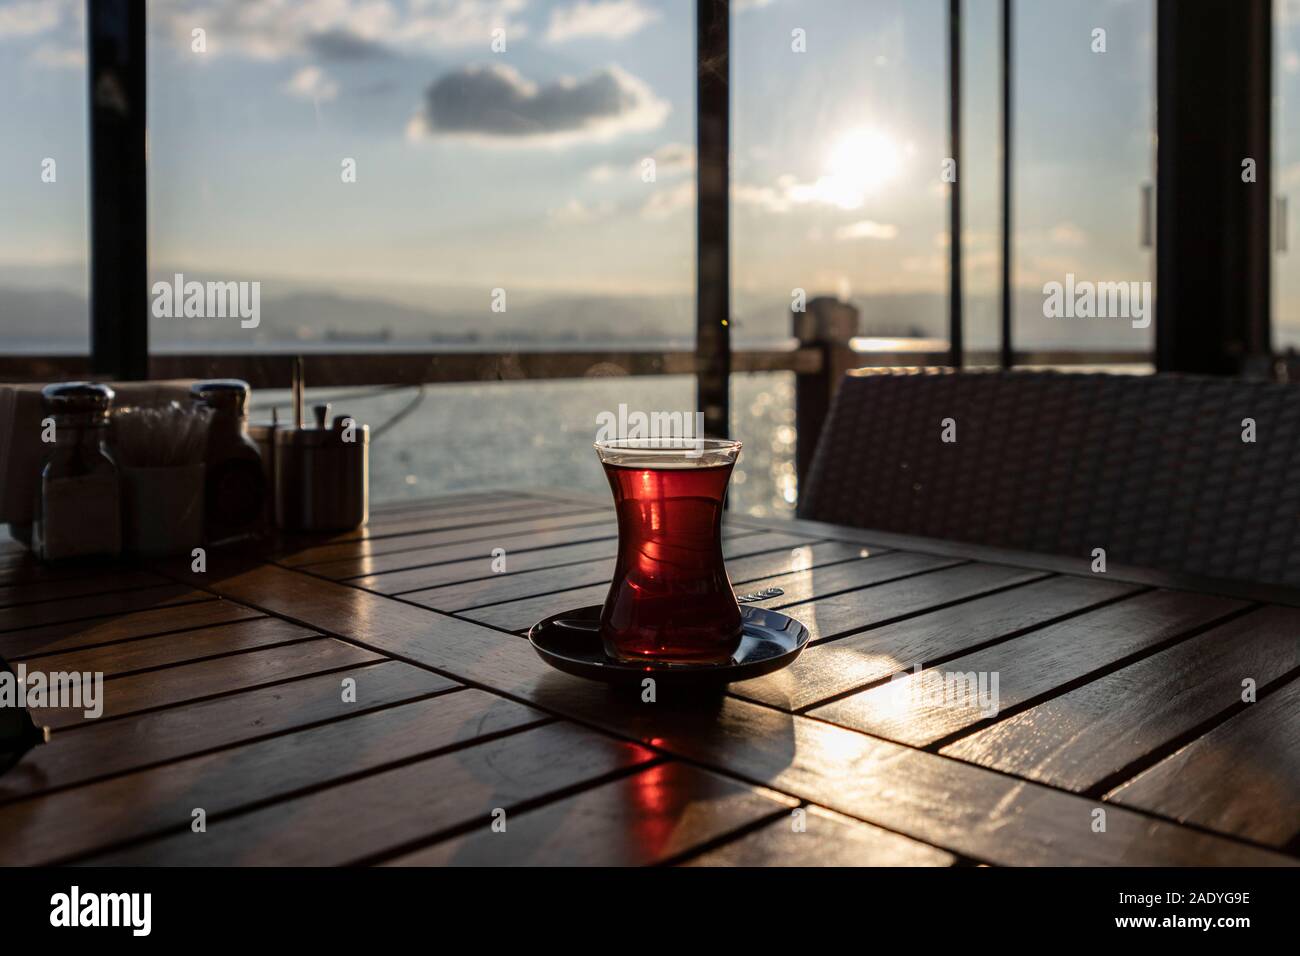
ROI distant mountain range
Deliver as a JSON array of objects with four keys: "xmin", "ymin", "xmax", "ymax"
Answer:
[{"xmin": 0, "ymin": 279, "xmax": 1149, "ymax": 353}]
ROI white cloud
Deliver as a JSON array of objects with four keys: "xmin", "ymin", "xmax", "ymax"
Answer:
[
  {"xmin": 735, "ymin": 158, "xmax": 906, "ymax": 214},
  {"xmin": 396, "ymin": 0, "xmax": 529, "ymax": 50},
  {"xmin": 410, "ymin": 63, "xmax": 669, "ymax": 146},
  {"xmin": 650, "ymin": 142, "xmax": 695, "ymax": 174},
  {"xmin": 0, "ymin": 1, "xmax": 85, "ymax": 68},
  {"xmin": 734, "ymin": 174, "xmax": 858, "ymax": 213},
  {"xmin": 732, "ymin": 182, "xmax": 791, "ymax": 212},
  {"xmin": 642, "ymin": 180, "xmax": 695, "ymax": 220},
  {"xmin": 285, "ymin": 65, "xmax": 339, "ymax": 101},
  {"xmin": 834, "ymin": 220, "xmax": 898, "ymax": 241},
  {"xmin": 1048, "ymin": 222, "xmax": 1088, "ymax": 247},
  {"xmin": 0, "ymin": 1, "xmax": 61, "ymax": 38},
  {"xmin": 588, "ymin": 143, "xmax": 694, "ymax": 181},
  {"xmin": 549, "ymin": 198, "xmax": 615, "ymax": 224},
  {"xmin": 30, "ymin": 44, "xmax": 84, "ymax": 69},
  {"xmin": 546, "ymin": 1, "xmax": 661, "ymax": 42},
  {"xmin": 155, "ymin": 0, "xmax": 528, "ymax": 61}
]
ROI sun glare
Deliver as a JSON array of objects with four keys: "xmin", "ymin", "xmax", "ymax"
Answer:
[{"xmin": 806, "ymin": 128, "xmax": 902, "ymax": 209}]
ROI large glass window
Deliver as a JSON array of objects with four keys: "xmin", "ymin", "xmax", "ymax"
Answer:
[
  {"xmin": 960, "ymin": 0, "xmax": 1003, "ymax": 356},
  {"xmin": 145, "ymin": 0, "xmax": 696, "ymax": 353},
  {"xmin": 1276, "ymin": 0, "xmax": 1300, "ymax": 350},
  {"xmin": 0, "ymin": 0, "xmax": 90, "ymax": 355},
  {"xmin": 1012, "ymin": 0, "xmax": 1155, "ymax": 355},
  {"xmin": 731, "ymin": 0, "xmax": 949, "ymax": 350}
]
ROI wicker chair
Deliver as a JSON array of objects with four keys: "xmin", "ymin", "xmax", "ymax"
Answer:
[{"xmin": 797, "ymin": 368, "xmax": 1300, "ymax": 587}]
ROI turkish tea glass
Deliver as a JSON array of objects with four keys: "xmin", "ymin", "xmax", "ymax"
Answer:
[{"xmin": 594, "ymin": 438, "xmax": 743, "ymax": 664}]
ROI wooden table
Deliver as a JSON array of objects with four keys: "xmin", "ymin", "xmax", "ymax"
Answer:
[{"xmin": 1, "ymin": 489, "xmax": 1296, "ymax": 866}]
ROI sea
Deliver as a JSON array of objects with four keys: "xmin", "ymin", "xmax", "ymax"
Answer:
[{"xmin": 251, "ymin": 371, "xmax": 799, "ymax": 519}]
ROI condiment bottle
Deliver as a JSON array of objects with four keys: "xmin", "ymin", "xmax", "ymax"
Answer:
[
  {"xmin": 274, "ymin": 409, "xmax": 369, "ymax": 532},
  {"xmin": 33, "ymin": 382, "xmax": 122, "ymax": 561},
  {"xmin": 191, "ymin": 379, "xmax": 266, "ymax": 544}
]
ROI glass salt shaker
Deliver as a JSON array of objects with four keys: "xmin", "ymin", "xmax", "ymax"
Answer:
[
  {"xmin": 191, "ymin": 379, "xmax": 266, "ymax": 545},
  {"xmin": 33, "ymin": 382, "xmax": 122, "ymax": 561}
]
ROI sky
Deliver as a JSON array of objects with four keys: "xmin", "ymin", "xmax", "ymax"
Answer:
[{"xmin": 2, "ymin": 0, "xmax": 1296, "ymax": 352}]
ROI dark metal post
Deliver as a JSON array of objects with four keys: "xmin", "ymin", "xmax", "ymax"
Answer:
[
  {"xmin": 88, "ymin": 0, "xmax": 148, "ymax": 381},
  {"xmin": 999, "ymin": 0, "xmax": 1013, "ymax": 369},
  {"xmin": 1155, "ymin": 0, "xmax": 1272, "ymax": 375},
  {"xmin": 793, "ymin": 298, "xmax": 859, "ymax": 490},
  {"xmin": 696, "ymin": 0, "xmax": 730, "ymax": 437},
  {"xmin": 948, "ymin": 0, "xmax": 964, "ymax": 368}
]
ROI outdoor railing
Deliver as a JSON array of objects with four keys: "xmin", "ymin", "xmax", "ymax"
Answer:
[{"xmin": 0, "ymin": 343, "xmax": 1150, "ymax": 486}]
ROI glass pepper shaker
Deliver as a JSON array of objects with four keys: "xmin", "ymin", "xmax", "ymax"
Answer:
[
  {"xmin": 33, "ymin": 382, "xmax": 122, "ymax": 561},
  {"xmin": 191, "ymin": 379, "xmax": 266, "ymax": 545}
]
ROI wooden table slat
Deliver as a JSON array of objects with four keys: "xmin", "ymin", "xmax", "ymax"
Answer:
[
  {"xmin": 361, "ymin": 538, "xmax": 621, "ymax": 595},
  {"xmin": 368, "ymin": 489, "xmax": 514, "ymax": 510},
  {"xmin": 682, "ymin": 803, "xmax": 958, "ymax": 867},
  {"xmin": 366, "ymin": 490, "xmax": 525, "ymax": 516},
  {"xmin": 15, "ymin": 617, "xmax": 319, "ymax": 678},
  {"xmin": 300, "ymin": 496, "xmax": 585, "ymax": 545},
  {"xmin": 0, "ymin": 584, "xmax": 208, "ymax": 633},
  {"xmin": 316, "ymin": 523, "xmax": 622, "ymax": 581},
  {"xmin": 404, "ymin": 531, "xmax": 831, "ymax": 614},
  {"xmin": 732, "ymin": 573, "xmax": 1142, "ymax": 712},
  {"xmin": 0, "ymin": 599, "xmax": 264, "ymax": 660},
  {"xmin": 382, "ymin": 761, "xmax": 794, "ymax": 867},
  {"xmin": 31, "ymin": 637, "xmax": 383, "ymax": 730},
  {"xmin": 516, "ymin": 688, "xmax": 1295, "ymax": 867},
  {"xmin": 352, "ymin": 524, "xmax": 763, "ymax": 594},
  {"xmin": 0, "ymin": 569, "xmax": 171, "ymax": 609},
  {"xmin": 364, "ymin": 494, "xmax": 567, "ymax": 524},
  {"xmin": 941, "ymin": 605, "xmax": 1300, "ymax": 796},
  {"xmin": 0, "ymin": 689, "xmax": 547, "ymax": 865},
  {"xmin": 280, "ymin": 509, "xmax": 611, "ymax": 568},
  {"xmin": 460, "ymin": 549, "xmax": 958, "ymax": 634},
  {"xmin": 1105, "ymin": 675, "xmax": 1300, "ymax": 847},
  {"xmin": 739, "ymin": 549, "xmax": 964, "ymax": 609},
  {"xmin": 87, "ymin": 722, "xmax": 654, "ymax": 866},
  {"xmin": 778, "ymin": 561, "xmax": 1051, "ymax": 645},
  {"xmin": 0, "ymin": 660, "xmax": 456, "ymax": 805},
  {"xmin": 0, "ymin": 557, "xmax": 151, "ymax": 589},
  {"xmin": 723, "ymin": 538, "xmax": 873, "ymax": 576},
  {"xmin": 810, "ymin": 588, "xmax": 1248, "ymax": 747}
]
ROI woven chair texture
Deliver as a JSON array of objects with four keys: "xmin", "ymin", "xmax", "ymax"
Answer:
[{"xmin": 797, "ymin": 368, "xmax": 1300, "ymax": 587}]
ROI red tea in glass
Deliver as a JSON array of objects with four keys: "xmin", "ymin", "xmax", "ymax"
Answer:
[{"xmin": 595, "ymin": 438, "xmax": 743, "ymax": 664}]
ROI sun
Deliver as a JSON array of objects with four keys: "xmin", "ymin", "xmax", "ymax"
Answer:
[{"xmin": 808, "ymin": 128, "xmax": 903, "ymax": 210}]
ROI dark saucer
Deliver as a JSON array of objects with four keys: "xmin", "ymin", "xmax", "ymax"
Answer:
[{"xmin": 527, "ymin": 604, "xmax": 810, "ymax": 687}]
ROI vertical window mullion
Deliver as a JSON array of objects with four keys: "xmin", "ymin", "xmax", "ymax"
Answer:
[
  {"xmin": 696, "ymin": 0, "xmax": 731, "ymax": 438},
  {"xmin": 88, "ymin": 0, "xmax": 149, "ymax": 381}
]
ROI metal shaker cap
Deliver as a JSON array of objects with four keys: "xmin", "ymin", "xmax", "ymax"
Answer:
[
  {"xmin": 191, "ymin": 379, "xmax": 250, "ymax": 413},
  {"xmin": 41, "ymin": 382, "xmax": 115, "ymax": 420}
]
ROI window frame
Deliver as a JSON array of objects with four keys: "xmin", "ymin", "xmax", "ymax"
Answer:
[{"xmin": 50, "ymin": 1, "xmax": 1264, "ymax": 397}]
